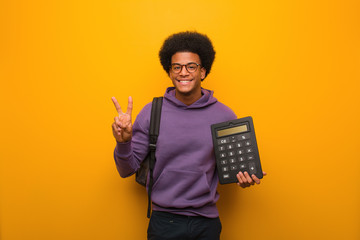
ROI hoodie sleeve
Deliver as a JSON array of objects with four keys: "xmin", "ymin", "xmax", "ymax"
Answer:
[{"xmin": 113, "ymin": 104, "xmax": 151, "ymax": 178}]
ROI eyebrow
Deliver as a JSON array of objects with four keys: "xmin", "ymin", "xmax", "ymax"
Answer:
[{"xmin": 171, "ymin": 62, "xmax": 198, "ymax": 65}]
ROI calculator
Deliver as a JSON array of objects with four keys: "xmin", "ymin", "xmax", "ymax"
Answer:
[{"xmin": 211, "ymin": 116, "xmax": 263, "ymax": 184}]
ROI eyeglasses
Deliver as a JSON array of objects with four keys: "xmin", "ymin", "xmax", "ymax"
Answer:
[{"xmin": 170, "ymin": 62, "xmax": 201, "ymax": 73}]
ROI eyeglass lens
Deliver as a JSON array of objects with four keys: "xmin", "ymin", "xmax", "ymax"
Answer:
[{"xmin": 171, "ymin": 63, "xmax": 199, "ymax": 73}]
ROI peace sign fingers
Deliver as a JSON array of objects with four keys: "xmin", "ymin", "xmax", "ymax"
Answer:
[
  {"xmin": 111, "ymin": 96, "xmax": 133, "ymax": 143},
  {"xmin": 126, "ymin": 96, "xmax": 133, "ymax": 115},
  {"xmin": 111, "ymin": 97, "xmax": 123, "ymax": 115},
  {"xmin": 111, "ymin": 96, "xmax": 133, "ymax": 116}
]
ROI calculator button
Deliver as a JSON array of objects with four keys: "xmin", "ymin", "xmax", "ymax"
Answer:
[
  {"xmin": 246, "ymin": 148, "xmax": 253, "ymax": 153},
  {"xmin": 220, "ymin": 153, "xmax": 226, "ymax": 158},
  {"xmin": 247, "ymin": 155, "xmax": 254, "ymax": 160},
  {"xmin": 238, "ymin": 156, "xmax": 245, "ymax": 162},
  {"xmin": 220, "ymin": 160, "xmax": 228, "ymax": 165},
  {"xmin": 230, "ymin": 136, "xmax": 237, "ymax": 142},
  {"xmin": 230, "ymin": 165, "xmax": 237, "ymax": 171},
  {"xmin": 218, "ymin": 146, "xmax": 225, "ymax": 151},
  {"xmin": 237, "ymin": 149, "xmax": 244, "ymax": 155},
  {"xmin": 237, "ymin": 133, "xmax": 250, "ymax": 141},
  {"xmin": 222, "ymin": 166, "xmax": 229, "ymax": 172},
  {"xmin": 238, "ymin": 135, "xmax": 245, "ymax": 140},
  {"xmin": 226, "ymin": 144, "xmax": 234, "ymax": 150},
  {"xmin": 236, "ymin": 142, "xmax": 242, "ymax": 148},
  {"xmin": 228, "ymin": 151, "xmax": 235, "ymax": 157},
  {"xmin": 217, "ymin": 138, "xmax": 230, "ymax": 145},
  {"xmin": 245, "ymin": 140, "xmax": 251, "ymax": 146},
  {"xmin": 249, "ymin": 162, "xmax": 256, "ymax": 175},
  {"xmin": 229, "ymin": 158, "xmax": 236, "ymax": 164},
  {"xmin": 239, "ymin": 163, "xmax": 247, "ymax": 169},
  {"xmin": 223, "ymin": 173, "xmax": 230, "ymax": 179}
]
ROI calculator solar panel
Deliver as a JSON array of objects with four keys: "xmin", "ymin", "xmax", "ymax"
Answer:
[{"xmin": 211, "ymin": 116, "xmax": 263, "ymax": 184}]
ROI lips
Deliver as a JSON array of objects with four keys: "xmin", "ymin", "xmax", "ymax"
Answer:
[{"xmin": 176, "ymin": 79, "xmax": 193, "ymax": 83}]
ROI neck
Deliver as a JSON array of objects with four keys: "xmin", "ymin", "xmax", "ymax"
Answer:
[{"xmin": 175, "ymin": 89, "xmax": 202, "ymax": 106}]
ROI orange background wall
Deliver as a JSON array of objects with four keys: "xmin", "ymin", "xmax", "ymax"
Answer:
[{"xmin": 1, "ymin": 0, "xmax": 359, "ymax": 239}]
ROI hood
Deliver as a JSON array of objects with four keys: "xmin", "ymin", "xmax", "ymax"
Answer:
[{"xmin": 164, "ymin": 87, "xmax": 218, "ymax": 109}]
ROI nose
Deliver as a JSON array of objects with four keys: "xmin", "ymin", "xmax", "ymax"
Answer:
[{"xmin": 179, "ymin": 65, "xmax": 189, "ymax": 76}]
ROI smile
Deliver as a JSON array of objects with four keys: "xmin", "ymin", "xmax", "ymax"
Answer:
[{"xmin": 176, "ymin": 80, "xmax": 193, "ymax": 83}]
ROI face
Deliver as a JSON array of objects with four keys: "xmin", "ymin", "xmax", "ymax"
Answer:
[{"xmin": 169, "ymin": 52, "xmax": 206, "ymax": 99}]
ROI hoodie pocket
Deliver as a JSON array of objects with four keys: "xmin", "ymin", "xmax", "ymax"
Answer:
[{"xmin": 151, "ymin": 169, "xmax": 214, "ymax": 209}]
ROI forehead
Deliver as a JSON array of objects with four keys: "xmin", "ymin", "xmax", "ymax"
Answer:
[{"xmin": 171, "ymin": 52, "xmax": 201, "ymax": 64}]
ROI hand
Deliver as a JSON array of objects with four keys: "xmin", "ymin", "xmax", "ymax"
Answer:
[
  {"xmin": 111, "ymin": 96, "xmax": 133, "ymax": 143},
  {"xmin": 236, "ymin": 171, "xmax": 267, "ymax": 188}
]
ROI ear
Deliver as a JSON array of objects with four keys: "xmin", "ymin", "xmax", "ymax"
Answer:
[{"xmin": 200, "ymin": 67, "xmax": 206, "ymax": 80}]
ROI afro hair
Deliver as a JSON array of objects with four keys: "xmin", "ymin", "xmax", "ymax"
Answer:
[{"xmin": 159, "ymin": 31, "xmax": 216, "ymax": 80}]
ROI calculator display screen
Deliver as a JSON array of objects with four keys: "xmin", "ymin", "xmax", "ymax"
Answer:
[{"xmin": 217, "ymin": 124, "xmax": 248, "ymax": 137}]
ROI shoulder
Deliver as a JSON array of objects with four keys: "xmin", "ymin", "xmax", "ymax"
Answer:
[
  {"xmin": 133, "ymin": 101, "xmax": 152, "ymax": 130},
  {"xmin": 212, "ymin": 101, "xmax": 237, "ymax": 119},
  {"xmin": 138, "ymin": 101, "xmax": 153, "ymax": 116},
  {"xmin": 136, "ymin": 96, "xmax": 165, "ymax": 123}
]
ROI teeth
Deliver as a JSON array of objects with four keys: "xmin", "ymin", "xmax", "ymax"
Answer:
[{"xmin": 179, "ymin": 80, "xmax": 190, "ymax": 83}]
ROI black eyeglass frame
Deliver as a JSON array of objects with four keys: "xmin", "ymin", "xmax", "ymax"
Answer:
[{"xmin": 170, "ymin": 62, "xmax": 202, "ymax": 73}]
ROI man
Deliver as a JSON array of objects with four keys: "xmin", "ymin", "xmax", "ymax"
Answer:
[{"xmin": 112, "ymin": 31, "xmax": 266, "ymax": 240}]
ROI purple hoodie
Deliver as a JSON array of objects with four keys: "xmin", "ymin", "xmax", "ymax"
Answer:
[{"xmin": 114, "ymin": 87, "xmax": 237, "ymax": 218}]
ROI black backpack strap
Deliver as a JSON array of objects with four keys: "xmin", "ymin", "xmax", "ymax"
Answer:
[{"xmin": 147, "ymin": 97, "xmax": 163, "ymax": 218}]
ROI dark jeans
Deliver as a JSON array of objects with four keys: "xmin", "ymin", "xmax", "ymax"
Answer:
[{"xmin": 147, "ymin": 211, "xmax": 222, "ymax": 240}]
